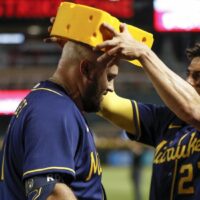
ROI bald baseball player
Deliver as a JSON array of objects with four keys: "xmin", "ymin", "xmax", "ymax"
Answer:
[{"xmin": 0, "ymin": 40, "xmax": 118, "ymax": 199}]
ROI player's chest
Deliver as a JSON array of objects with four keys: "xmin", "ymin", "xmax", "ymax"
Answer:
[
  {"xmin": 74, "ymin": 123, "xmax": 102, "ymax": 181},
  {"xmin": 152, "ymin": 126, "xmax": 200, "ymax": 198},
  {"xmin": 154, "ymin": 126, "xmax": 200, "ymax": 164}
]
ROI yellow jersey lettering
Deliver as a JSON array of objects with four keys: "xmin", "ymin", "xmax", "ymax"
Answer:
[
  {"xmin": 85, "ymin": 152, "xmax": 102, "ymax": 181},
  {"xmin": 187, "ymin": 132, "xmax": 197, "ymax": 155},
  {"xmin": 154, "ymin": 132, "xmax": 200, "ymax": 164},
  {"xmin": 195, "ymin": 139, "xmax": 200, "ymax": 151},
  {"xmin": 159, "ymin": 147, "xmax": 168, "ymax": 163},
  {"xmin": 154, "ymin": 141, "xmax": 167, "ymax": 164},
  {"xmin": 179, "ymin": 145, "xmax": 187, "ymax": 159},
  {"xmin": 166, "ymin": 147, "xmax": 176, "ymax": 162}
]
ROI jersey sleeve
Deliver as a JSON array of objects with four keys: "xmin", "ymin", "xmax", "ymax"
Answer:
[
  {"xmin": 22, "ymin": 97, "xmax": 79, "ymax": 182},
  {"xmin": 127, "ymin": 101, "xmax": 174, "ymax": 147}
]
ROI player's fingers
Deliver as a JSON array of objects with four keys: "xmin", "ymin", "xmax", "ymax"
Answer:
[
  {"xmin": 48, "ymin": 26, "xmax": 52, "ymax": 33},
  {"xmin": 43, "ymin": 37, "xmax": 59, "ymax": 43},
  {"xmin": 119, "ymin": 23, "xmax": 127, "ymax": 33},
  {"xmin": 97, "ymin": 47, "xmax": 119, "ymax": 63},
  {"xmin": 107, "ymin": 46, "xmax": 121, "ymax": 57},
  {"xmin": 107, "ymin": 56, "xmax": 118, "ymax": 67},
  {"xmin": 44, "ymin": 37, "xmax": 68, "ymax": 48},
  {"xmin": 97, "ymin": 52, "xmax": 111, "ymax": 63},
  {"xmin": 43, "ymin": 37, "xmax": 52, "ymax": 43},
  {"xmin": 50, "ymin": 17, "xmax": 55, "ymax": 24},
  {"xmin": 100, "ymin": 23, "xmax": 119, "ymax": 36},
  {"xmin": 95, "ymin": 40, "xmax": 116, "ymax": 51}
]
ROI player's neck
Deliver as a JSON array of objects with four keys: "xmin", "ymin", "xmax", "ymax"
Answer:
[
  {"xmin": 49, "ymin": 76, "xmax": 68, "ymax": 91},
  {"xmin": 49, "ymin": 75, "xmax": 84, "ymax": 111}
]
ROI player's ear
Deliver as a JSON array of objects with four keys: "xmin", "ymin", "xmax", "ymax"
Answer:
[{"xmin": 79, "ymin": 59, "xmax": 94, "ymax": 81}]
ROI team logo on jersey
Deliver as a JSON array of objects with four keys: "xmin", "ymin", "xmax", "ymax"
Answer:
[
  {"xmin": 86, "ymin": 152, "xmax": 102, "ymax": 181},
  {"xmin": 25, "ymin": 178, "xmax": 34, "ymax": 194},
  {"xmin": 154, "ymin": 132, "xmax": 200, "ymax": 164}
]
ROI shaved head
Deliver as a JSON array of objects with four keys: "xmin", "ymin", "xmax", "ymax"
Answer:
[
  {"xmin": 51, "ymin": 40, "xmax": 119, "ymax": 113},
  {"xmin": 59, "ymin": 41, "xmax": 100, "ymax": 67}
]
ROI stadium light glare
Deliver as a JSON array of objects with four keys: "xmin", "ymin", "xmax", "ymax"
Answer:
[{"xmin": 0, "ymin": 33, "xmax": 25, "ymax": 44}]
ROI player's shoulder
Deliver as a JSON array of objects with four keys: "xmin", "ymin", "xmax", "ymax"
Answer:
[
  {"xmin": 26, "ymin": 81, "xmax": 78, "ymax": 114},
  {"xmin": 137, "ymin": 102, "xmax": 173, "ymax": 116}
]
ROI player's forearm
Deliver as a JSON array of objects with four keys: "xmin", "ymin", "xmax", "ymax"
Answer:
[
  {"xmin": 99, "ymin": 91, "xmax": 136, "ymax": 134},
  {"xmin": 47, "ymin": 183, "xmax": 77, "ymax": 200},
  {"xmin": 139, "ymin": 49, "xmax": 200, "ymax": 129},
  {"xmin": 96, "ymin": 23, "xmax": 200, "ymax": 129}
]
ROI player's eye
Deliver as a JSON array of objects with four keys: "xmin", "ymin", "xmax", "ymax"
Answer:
[
  {"xmin": 107, "ymin": 74, "xmax": 116, "ymax": 82},
  {"xmin": 192, "ymin": 72, "xmax": 200, "ymax": 82}
]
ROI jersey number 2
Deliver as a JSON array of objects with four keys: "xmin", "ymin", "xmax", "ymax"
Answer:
[
  {"xmin": 178, "ymin": 163, "xmax": 194, "ymax": 194},
  {"xmin": 178, "ymin": 162, "xmax": 200, "ymax": 194}
]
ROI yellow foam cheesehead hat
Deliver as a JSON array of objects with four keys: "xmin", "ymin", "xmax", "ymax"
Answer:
[{"xmin": 50, "ymin": 2, "xmax": 154, "ymax": 67}]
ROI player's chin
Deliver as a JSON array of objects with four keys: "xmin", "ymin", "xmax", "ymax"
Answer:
[
  {"xmin": 83, "ymin": 100, "xmax": 101, "ymax": 113},
  {"xmin": 91, "ymin": 99, "xmax": 102, "ymax": 112},
  {"xmin": 84, "ymin": 105, "xmax": 100, "ymax": 113}
]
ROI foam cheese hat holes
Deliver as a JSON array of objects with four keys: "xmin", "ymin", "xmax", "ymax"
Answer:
[{"xmin": 51, "ymin": 2, "xmax": 154, "ymax": 67}]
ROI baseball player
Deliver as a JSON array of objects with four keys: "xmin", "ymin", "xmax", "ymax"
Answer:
[
  {"xmin": 97, "ymin": 23, "xmax": 200, "ymax": 200},
  {"xmin": 0, "ymin": 40, "xmax": 118, "ymax": 199}
]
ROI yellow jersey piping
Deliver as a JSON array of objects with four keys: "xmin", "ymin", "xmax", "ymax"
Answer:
[
  {"xmin": 23, "ymin": 166, "xmax": 75, "ymax": 177},
  {"xmin": 31, "ymin": 88, "xmax": 63, "ymax": 96},
  {"xmin": 0, "ymin": 144, "xmax": 6, "ymax": 180},
  {"xmin": 133, "ymin": 101, "xmax": 141, "ymax": 139}
]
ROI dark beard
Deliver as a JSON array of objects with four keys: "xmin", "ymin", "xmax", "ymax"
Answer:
[
  {"xmin": 82, "ymin": 98, "xmax": 100, "ymax": 112},
  {"xmin": 82, "ymin": 81, "xmax": 102, "ymax": 113}
]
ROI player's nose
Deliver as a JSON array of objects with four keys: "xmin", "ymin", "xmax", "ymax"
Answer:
[
  {"xmin": 186, "ymin": 75, "xmax": 195, "ymax": 86},
  {"xmin": 107, "ymin": 80, "xmax": 114, "ymax": 92}
]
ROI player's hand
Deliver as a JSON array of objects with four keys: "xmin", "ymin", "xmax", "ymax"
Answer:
[
  {"xmin": 95, "ymin": 23, "xmax": 146, "ymax": 62},
  {"xmin": 43, "ymin": 17, "xmax": 67, "ymax": 48}
]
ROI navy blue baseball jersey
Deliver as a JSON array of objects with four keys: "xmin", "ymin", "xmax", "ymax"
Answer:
[
  {"xmin": 0, "ymin": 80, "xmax": 104, "ymax": 200},
  {"xmin": 129, "ymin": 101, "xmax": 200, "ymax": 200}
]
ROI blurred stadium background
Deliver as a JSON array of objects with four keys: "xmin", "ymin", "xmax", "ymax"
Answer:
[{"xmin": 0, "ymin": 0, "xmax": 200, "ymax": 199}]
